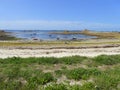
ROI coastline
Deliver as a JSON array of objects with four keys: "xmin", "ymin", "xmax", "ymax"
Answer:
[
  {"xmin": 0, "ymin": 31, "xmax": 120, "ymax": 90},
  {"xmin": 50, "ymin": 30, "xmax": 120, "ymax": 39},
  {"xmin": 0, "ymin": 30, "xmax": 120, "ymax": 58},
  {"xmin": 0, "ymin": 42, "xmax": 120, "ymax": 58}
]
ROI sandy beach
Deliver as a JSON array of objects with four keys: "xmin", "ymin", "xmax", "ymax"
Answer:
[{"xmin": 1, "ymin": 45, "xmax": 120, "ymax": 58}]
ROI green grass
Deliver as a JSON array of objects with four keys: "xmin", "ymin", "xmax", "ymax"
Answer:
[
  {"xmin": 93, "ymin": 55, "xmax": 120, "ymax": 65},
  {"xmin": 0, "ymin": 56, "xmax": 87, "ymax": 65},
  {"xmin": 56, "ymin": 68, "xmax": 101, "ymax": 80},
  {"xmin": 42, "ymin": 83, "xmax": 96, "ymax": 90},
  {"xmin": 94, "ymin": 67, "xmax": 120, "ymax": 90},
  {"xmin": 0, "ymin": 55, "xmax": 120, "ymax": 90},
  {"xmin": 1, "ymin": 54, "xmax": 120, "ymax": 65}
]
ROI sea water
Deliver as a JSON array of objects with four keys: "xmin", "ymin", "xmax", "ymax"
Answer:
[{"xmin": 4, "ymin": 30, "xmax": 115, "ymax": 40}]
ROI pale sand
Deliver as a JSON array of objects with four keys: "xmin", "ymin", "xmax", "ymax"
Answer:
[{"xmin": 0, "ymin": 46, "xmax": 120, "ymax": 58}]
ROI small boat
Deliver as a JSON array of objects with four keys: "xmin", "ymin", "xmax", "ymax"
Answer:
[
  {"xmin": 32, "ymin": 37, "xmax": 38, "ymax": 40},
  {"xmin": 56, "ymin": 36, "xmax": 60, "ymax": 40},
  {"xmin": 33, "ymin": 38, "xmax": 38, "ymax": 40},
  {"xmin": 72, "ymin": 37, "xmax": 77, "ymax": 40},
  {"xmin": 57, "ymin": 37, "xmax": 60, "ymax": 40},
  {"xmin": 49, "ymin": 34, "xmax": 52, "ymax": 37}
]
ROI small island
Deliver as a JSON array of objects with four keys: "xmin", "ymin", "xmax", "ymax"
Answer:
[
  {"xmin": 50, "ymin": 29, "xmax": 120, "ymax": 39},
  {"xmin": 0, "ymin": 30, "xmax": 18, "ymax": 40}
]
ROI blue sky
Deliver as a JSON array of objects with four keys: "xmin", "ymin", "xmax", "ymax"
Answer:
[{"xmin": 0, "ymin": 0, "xmax": 120, "ymax": 30}]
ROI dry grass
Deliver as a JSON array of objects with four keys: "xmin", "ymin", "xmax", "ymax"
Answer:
[
  {"xmin": 0, "ymin": 39, "xmax": 120, "ymax": 49},
  {"xmin": 81, "ymin": 31, "xmax": 120, "ymax": 39}
]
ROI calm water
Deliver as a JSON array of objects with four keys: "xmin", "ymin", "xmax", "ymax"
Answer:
[{"xmin": 5, "ymin": 30, "xmax": 98, "ymax": 40}]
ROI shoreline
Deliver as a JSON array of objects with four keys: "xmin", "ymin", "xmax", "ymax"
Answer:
[
  {"xmin": 1, "ymin": 44, "xmax": 120, "ymax": 58},
  {"xmin": 2, "ymin": 29, "xmax": 120, "ymax": 41},
  {"xmin": 0, "ymin": 30, "xmax": 120, "ymax": 58}
]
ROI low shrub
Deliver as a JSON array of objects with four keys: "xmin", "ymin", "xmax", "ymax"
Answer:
[
  {"xmin": 60, "ymin": 56, "xmax": 87, "ymax": 65},
  {"xmin": 65, "ymin": 68, "xmax": 101, "ymax": 80},
  {"xmin": 0, "ymin": 56, "xmax": 87, "ymax": 65},
  {"xmin": 94, "ymin": 55, "xmax": 120, "ymax": 65},
  {"xmin": 28, "ymin": 72, "xmax": 55, "ymax": 85},
  {"xmin": 44, "ymin": 84, "xmax": 67, "ymax": 90}
]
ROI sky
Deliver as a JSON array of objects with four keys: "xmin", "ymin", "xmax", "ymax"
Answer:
[{"xmin": 0, "ymin": 0, "xmax": 120, "ymax": 30}]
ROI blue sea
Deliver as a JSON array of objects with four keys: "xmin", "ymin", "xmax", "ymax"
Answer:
[{"xmin": 4, "ymin": 30, "xmax": 119, "ymax": 40}]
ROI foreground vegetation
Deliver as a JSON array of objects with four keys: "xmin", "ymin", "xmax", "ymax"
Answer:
[{"xmin": 0, "ymin": 55, "xmax": 120, "ymax": 90}]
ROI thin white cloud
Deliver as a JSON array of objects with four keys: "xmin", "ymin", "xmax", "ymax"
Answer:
[{"xmin": 0, "ymin": 20, "xmax": 120, "ymax": 30}]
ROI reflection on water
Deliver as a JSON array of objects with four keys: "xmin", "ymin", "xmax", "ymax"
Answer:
[{"xmin": 5, "ymin": 30, "xmax": 96, "ymax": 40}]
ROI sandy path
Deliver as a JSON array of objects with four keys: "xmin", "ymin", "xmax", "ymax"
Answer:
[{"xmin": 0, "ymin": 46, "xmax": 120, "ymax": 58}]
